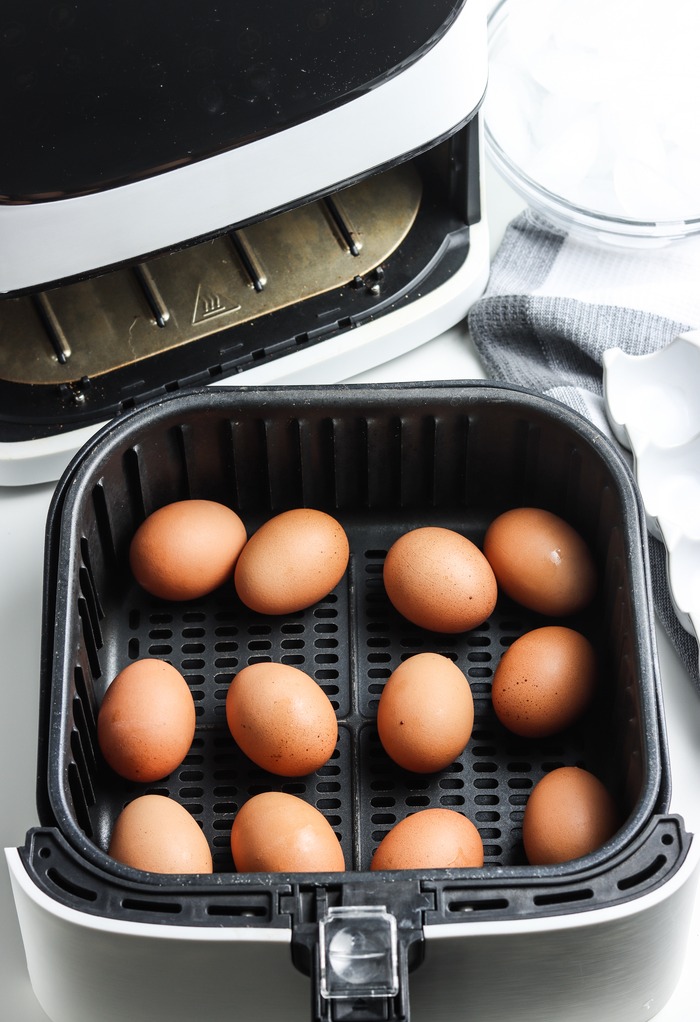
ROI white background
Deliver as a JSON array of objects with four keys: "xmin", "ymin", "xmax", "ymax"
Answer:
[{"xmin": 2, "ymin": 159, "xmax": 700, "ymax": 1021}]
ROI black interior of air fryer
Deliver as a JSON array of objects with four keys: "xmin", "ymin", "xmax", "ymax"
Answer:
[{"xmin": 31, "ymin": 382, "xmax": 680, "ymax": 923}]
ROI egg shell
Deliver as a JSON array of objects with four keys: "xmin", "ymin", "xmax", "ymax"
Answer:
[
  {"xmin": 377, "ymin": 652, "xmax": 474, "ymax": 773},
  {"xmin": 129, "ymin": 499, "xmax": 247, "ymax": 601},
  {"xmin": 382, "ymin": 527, "xmax": 498, "ymax": 633},
  {"xmin": 491, "ymin": 626, "xmax": 597, "ymax": 738},
  {"xmin": 226, "ymin": 661, "xmax": 338, "ymax": 776},
  {"xmin": 231, "ymin": 791, "xmax": 345, "ymax": 872},
  {"xmin": 234, "ymin": 508, "xmax": 349, "ymax": 615},
  {"xmin": 108, "ymin": 794, "xmax": 213, "ymax": 873},
  {"xmin": 97, "ymin": 658, "xmax": 196, "ymax": 782},
  {"xmin": 371, "ymin": 808, "xmax": 484, "ymax": 870},
  {"xmin": 483, "ymin": 507, "xmax": 597, "ymax": 616},
  {"xmin": 522, "ymin": 766, "xmax": 619, "ymax": 865}
]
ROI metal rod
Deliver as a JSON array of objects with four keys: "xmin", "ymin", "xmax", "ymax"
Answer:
[
  {"xmin": 229, "ymin": 230, "xmax": 267, "ymax": 292},
  {"xmin": 323, "ymin": 195, "xmax": 363, "ymax": 256},
  {"xmin": 133, "ymin": 263, "xmax": 171, "ymax": 327},
  {"xmin": 33, "ymin": 293, "xmax": 71, "ymax": 363}
]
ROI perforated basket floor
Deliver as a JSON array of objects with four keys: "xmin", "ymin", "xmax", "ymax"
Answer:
[{"xmin": 87, "ymin": 514, "xmax": 612, "ymax": 874}]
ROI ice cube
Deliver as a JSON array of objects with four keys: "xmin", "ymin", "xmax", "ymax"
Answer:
[
  {"xmin": 485, "ymin": 62, "xmax": 549, "ymax": 168},
  {"xmin": 613, "ymin": 156, "xmax": 697, "ymax": 222},
  {"xmin": 530, "ymin": 49, "xmax": 611, "ymax": 103},
  {"xmin": 524, "ymin": 113, "xmax": 600, "ymax": 199},
  {"xmin": 497, "ymin": 0, "xmax": 561, "ymax": 64},
  {"xmin": 667, "ymin": 149, "xmax": 700, "ymax": 215}
]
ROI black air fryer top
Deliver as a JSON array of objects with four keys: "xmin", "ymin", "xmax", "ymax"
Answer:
[{"xmin": 1, "ymin": 0, "xmax": 465, "ymax": 202}]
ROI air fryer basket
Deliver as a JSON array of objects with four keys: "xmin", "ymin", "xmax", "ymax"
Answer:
[{"xmin": 23, "ymin": 382, "xmax": 689, "ymax": 1018}]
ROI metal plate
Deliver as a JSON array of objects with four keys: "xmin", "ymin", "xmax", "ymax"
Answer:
[{"xmin": 0, "ymin": 164, "xmax": 421, "ymax": 385}]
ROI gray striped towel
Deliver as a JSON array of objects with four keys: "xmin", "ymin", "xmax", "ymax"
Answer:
[{"xmin": 468, "ymin": 209, "xmax": 700, "ymax": 686}]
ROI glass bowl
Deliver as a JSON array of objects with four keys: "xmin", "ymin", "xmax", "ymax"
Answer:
[{"xmin": 484, "ymin": 0, "xmax": 700, "ymax": 245}]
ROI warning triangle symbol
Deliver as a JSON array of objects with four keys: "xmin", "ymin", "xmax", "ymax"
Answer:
[{"xmin": 192, "ymin": 284, "xmax": 242, "ymax": 324}]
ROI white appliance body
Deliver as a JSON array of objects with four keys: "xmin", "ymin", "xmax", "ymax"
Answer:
[{"xmin": 7, "ymin": 842, "xmax": 699, "ymax": 1022}]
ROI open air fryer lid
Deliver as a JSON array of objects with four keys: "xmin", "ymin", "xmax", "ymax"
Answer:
[
  {"xmin": 0, "ymin": 0, "xmax": 488, "ymax": 295},
  {"xmin": 2, "ymin": 0, "xmax": 466, "ymax": 203}
]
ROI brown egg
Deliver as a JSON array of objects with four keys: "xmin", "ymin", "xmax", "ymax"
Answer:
[
  {"xmin": 522, "ymin": 766, "xmax": 619, "ymax": 865},
  {"xmin": 370, "ymin": 809, "xmax": 484, "ymax": 870},
  {"xmin": 234, "ymin": 508, "xmax": 349, "ymax": 615},
  {"xmin": 108, "ymin": 794, "xmax": 213, "ymax": 873},
  {"xmin": 129, "ymin": 499, "xmax": 247, "ymax": 601},
  {"xmin": 97, "ymin": 658, "xmax": 196, "ymax": 782},
  {"xmin": 491, "ymin": 626, "xmax": 597, "ymax": 738},
  {"xmin": 377, "ymin": 652, "xmax": 474, "ymax": 772},
  {"xmin": 231, "ymin": 791, "xmax": 345, "ymax": 872},
  {"xmin": 483, "ymin": 507, "xmax": 597, "ymax": 616},
  {"xmin": 382, "ymin": 527, "xmax": 497, "ymax": 633},
  {"xmin": 226, "ymin": 661, "xmax": 337, "ymax": 776}
]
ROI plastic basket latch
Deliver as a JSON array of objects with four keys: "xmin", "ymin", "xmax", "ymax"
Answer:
[{"xmin": 315, "ymin": 906, "xmax": 411, "ymax": 1022}]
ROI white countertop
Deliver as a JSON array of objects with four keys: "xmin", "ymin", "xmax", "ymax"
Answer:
[{"xmin": 2, "ymin": 161, "xmax": 700, "ymax": 1021}]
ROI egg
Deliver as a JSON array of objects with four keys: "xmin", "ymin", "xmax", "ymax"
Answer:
[
  {"xmin": 522, "ymin": 766, "xmax": 619, "ymax": 865},
  {"xmin": 370, "ymin": 808, "xmax": 484, "ymax": 870},
  {"xmin": 129, "ymin": 499, "xmax": 247, "ymax": 601},
  {"xmin": 491, "ymin": 626, "xmax": 597, "ymax": 738},
  {"xmin": 226, "ymin": 661, "xmax": 337, "ymax": 776},
  {"xmin": 108, "ymin": 794, "xmax": 213, "ymax": 873},
  {"xmin": 234, "ymin": 508, "xmax": 349, "ymax": 615},
  {"xmin": 483, "ymin": 507, "xmax": 597, "ymax": 616},
  {"xmin": 377, "ymin": 652, "xmax": 474, "ymax": 772},
  {"xmin": 97, "ymin": 658, "xmax": 196, "ymax": 782},
  {"xmin": 382, "ymin": 526, "xmax": 497, "ymax": 633},
  {"xmin": 231, "ymin": 791, "xmax": 345, "ymax": 872}
]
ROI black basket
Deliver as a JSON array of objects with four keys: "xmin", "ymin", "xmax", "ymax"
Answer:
[{"xmin": 21, "ymin": 383, "xmax": 689, "ymax": 1018}]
